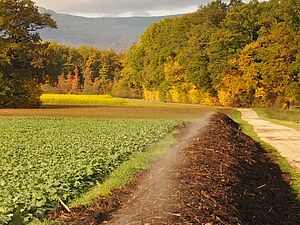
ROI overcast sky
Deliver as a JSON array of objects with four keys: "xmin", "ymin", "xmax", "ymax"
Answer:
[{"xmin": 34, "ymin": 0, "xmax": 212, "ymax": 17}]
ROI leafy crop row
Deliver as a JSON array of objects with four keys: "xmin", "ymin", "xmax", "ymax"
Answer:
[{"xmin": 0, "ymin": 118, "xmax": 179, "ymax": 224}]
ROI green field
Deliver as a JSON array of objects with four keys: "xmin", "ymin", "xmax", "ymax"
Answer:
[
  {"xmin": 0, "ymin": 117, "xmax": 179, "ymax": 224},
  {"xmin": 0, "ymin": 94, "xmax": 218, "ymax": 224}
]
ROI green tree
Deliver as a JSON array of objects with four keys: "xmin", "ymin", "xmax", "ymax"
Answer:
[
  {"xmin": 0, "ymin": 0, "xmax": 56, "ymax": 108},
  {"xmin": 184, "ymin": 1, "xmax": 227, "ymax": 93}
]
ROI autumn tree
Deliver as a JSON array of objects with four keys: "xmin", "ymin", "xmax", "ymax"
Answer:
[
  {"xmin": 83, "ymin": 68, "xmax": 94, "ymax": 94},
  {"xmin": 71, "ymin": 66, "xmax": 81, "ymax": 93},
  {"xmin": 57, "ymin": 74, "xmax": 67, "ymax": 94}
]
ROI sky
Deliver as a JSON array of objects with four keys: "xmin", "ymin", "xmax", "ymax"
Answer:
[{"xmin": 33, "ymin": 0, "xmax": 213, "ymax": 17}]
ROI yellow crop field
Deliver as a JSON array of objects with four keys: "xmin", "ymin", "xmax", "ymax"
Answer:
[{"xmin": 41, "ymin": 94, "xmax": 127, "ymax": 106}]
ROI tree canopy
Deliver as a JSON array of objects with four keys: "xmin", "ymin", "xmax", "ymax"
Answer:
[
  {"xmin": 120, "ymin": 0, "xmax": 300, "ymax": 107},
  {"xmin": 0, "ymin": 0, "xmax": 56, "ymax": 108}
]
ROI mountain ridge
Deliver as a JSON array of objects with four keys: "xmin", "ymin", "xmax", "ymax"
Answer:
[{"xmin": 39, "ymin": 7, "xmax": 177, "ymax": 51}]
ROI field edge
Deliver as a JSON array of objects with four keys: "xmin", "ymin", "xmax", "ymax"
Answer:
[
  {"xmin": 254, "ymin": 108, "xmax": 300, "ymax": 132},
  {"xmin": 69, "ymin": 130, "xmax": 179, "ymax": 207},
  {"xmin": 30, "ymin": 128, "xmax": 180, "ymax": 225}
]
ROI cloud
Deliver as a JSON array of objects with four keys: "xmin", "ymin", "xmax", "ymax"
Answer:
[{"xmin": 34, "ymin": 0, "xmax": 210, "ymax": 17}]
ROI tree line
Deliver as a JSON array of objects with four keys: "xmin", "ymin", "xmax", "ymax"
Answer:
[
  {"xmin": 1, "ymin": 0, "xmax": 300, "ymax": 108},
  {"xmin": 39, "ymin": 43, "xmax": 126, "ymax": 97},
  {"xmin": 121, "ymin": 0, "xmax": 300, "ymax": 107}
]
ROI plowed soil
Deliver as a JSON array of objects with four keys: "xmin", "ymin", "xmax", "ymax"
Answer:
[{"xmin": 52, "ymin": 113, "xmax": 300, "ymax": 225}]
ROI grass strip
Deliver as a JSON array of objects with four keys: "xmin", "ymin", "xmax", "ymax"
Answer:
[
  {"xmin": 229, "ymin": 109, "xmax": 300, "ymax": 200},
  {"xmin": 255, "ymin": 108, "xmax": 300, "ymax": 132}
]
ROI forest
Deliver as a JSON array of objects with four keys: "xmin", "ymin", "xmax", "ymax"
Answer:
[{"xmin": 1, "ymin": 0, "xmax": 300, "ymax": 108}]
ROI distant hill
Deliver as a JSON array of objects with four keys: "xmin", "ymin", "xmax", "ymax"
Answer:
[{"xmin": 38, "ymin": 8, "xmax": 174, "ymax": 51}]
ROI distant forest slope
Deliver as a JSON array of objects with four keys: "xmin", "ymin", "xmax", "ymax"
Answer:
[{"xmin": 38, "ymin": 8, "xmax": 173, "ymax": 51}]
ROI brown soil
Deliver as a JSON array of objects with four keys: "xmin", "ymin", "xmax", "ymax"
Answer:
[
  {"xmin": 51, "ymin": 113, "xmax": 300, "ymax": 225},
  {"xmin": 0, "ymin": 105, "xmax": 214, "ymax": 119}
]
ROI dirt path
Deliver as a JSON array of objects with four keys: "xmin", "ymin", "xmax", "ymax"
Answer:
[
  {"xmin": 239, "ymin": 109, "xmax": 300, "ymax": 172},
  {"xmin": 105, "ymin": 118, "xmax": 211, "ymax": 225}
]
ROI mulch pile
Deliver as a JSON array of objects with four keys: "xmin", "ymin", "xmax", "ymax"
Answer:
[
  {"xmin": 170, "ymin": 113, "xmax": 300, "ymax": 225},
  {"xmin": 51, "ymin": 113, "xmax": 300, "ymax": 225}
]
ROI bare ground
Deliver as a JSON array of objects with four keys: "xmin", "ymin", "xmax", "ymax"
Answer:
[
  {"xmin": 52, "ymin": 113, "xmax": 300, "ymax": 225},
  {"xmin": 0, "ymin": 105, "xmax": 214, "ymax": 119}
]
